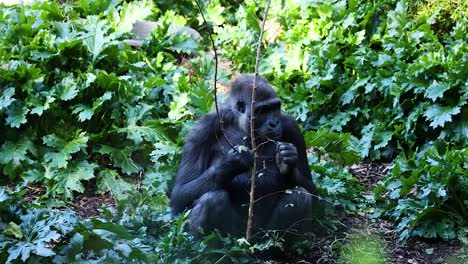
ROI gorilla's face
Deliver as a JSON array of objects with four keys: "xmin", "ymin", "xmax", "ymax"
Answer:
[
  {"xmin": 253, "ymin": 100, "xmax": 282, "ymax": 141},
  {"xmin": 227, "ymin": 75, "xmax": 283, "ymax": 143},
  {"xmin": 235, "ymin": 98, "xmax": 282, "ymax": 142}
]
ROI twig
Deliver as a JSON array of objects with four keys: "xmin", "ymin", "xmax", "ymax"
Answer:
[
  {"xmin": 194, "ymin": 0, "xmax": 236, "ymax": 151},
  {"xmin": 246, "ymin": 0, "xmax": 272, "ymax": 241}
]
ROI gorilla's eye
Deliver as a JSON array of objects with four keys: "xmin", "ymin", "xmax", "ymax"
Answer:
[{"xmin": 237, "ymin": 101, "xmax": 245, "ymax": 113}]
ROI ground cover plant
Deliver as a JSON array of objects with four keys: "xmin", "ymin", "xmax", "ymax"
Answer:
[{"xmin": 0, "ymin": 0, "xmax": 466, "ymax": 263}]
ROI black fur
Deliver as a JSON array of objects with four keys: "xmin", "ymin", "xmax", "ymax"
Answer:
[{"xmin": 170, "ymin": 75, "xmax": 317, "ymax": 238}]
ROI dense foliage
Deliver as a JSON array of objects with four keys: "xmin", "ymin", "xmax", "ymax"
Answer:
[{"xmin": 0, "ymin": 0, "xmax": 466, "ymax": 263}]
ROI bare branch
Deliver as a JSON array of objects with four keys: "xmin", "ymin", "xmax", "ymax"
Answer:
[
  {"xmin": 194, "ymin": 0, "xmax": 237, "ymax": 152},
  {"xmin": 246, "ymin": 0, "xmax": 272, "ymax": 241}
]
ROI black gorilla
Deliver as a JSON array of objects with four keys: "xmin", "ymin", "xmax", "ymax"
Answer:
[{"xmin": 170, "ymin": 75, "xmax": 316, "ymax": 238}]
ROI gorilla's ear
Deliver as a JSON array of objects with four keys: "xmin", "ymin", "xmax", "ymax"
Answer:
[{"xmin": 237, "ymin": 101, "xmax": 246, "ymax": 113}]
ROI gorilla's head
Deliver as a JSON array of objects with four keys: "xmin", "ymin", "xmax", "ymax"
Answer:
[{"xmin": 225, "ymin": 75, "xmax": 282, "ymax": 142}]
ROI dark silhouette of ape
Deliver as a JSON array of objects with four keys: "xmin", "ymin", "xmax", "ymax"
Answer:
[{"xmin": 170, "ymin": 75, "xmax": 316, "ymax": 238}]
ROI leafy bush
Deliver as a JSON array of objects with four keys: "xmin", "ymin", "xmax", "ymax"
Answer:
[
  {"xmin": 217, "ymin": 0, "xmax": 467, "ymax": 160},
  {"xmin": 0, "ymin": 0, "xmax": 208, "ymax": 200},
  {"xmin": 375, "ymin": 145, "xmax": 467, "ymax": 242},
  {"xmin": 0, "ymin": 186, "xmax": 257, "ymax": 263}
]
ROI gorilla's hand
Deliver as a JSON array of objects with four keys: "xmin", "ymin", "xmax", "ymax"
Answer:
[
  {"xmin": 276, "ymin": 142, "xmax": 298, "ymax": 175},
  {"xmin": 225, "ymin": 145, "xmax": 254, "ymax": 173}
]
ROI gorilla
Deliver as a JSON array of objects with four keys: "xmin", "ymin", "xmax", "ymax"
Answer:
[{"xmin": 170, "ymin": 75, "xmax": 317, "ymax": 238}]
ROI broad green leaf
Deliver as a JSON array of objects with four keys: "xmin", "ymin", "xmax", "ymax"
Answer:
[
  {"xmin": 371, "ymin": 54, "xmax": 392, "ymax": 67},
  {"xmin": 0, "ymin": 140, "xmax": 35, "ymax": 165},
  {"xmin": 424, "ymin": 81, "xmax": 451, "ymax": 102},
  {"xmin": 317, "ymin": 5, "xmax": 334, "ymax": 19},
  {"xmin": 34, "ymin": 245, "xmax": 55, "ymax": 257},
  {"xmin": 245, "ymin": 5, "xmax": 260, "ymax": 32},
  {"xmin": 168, "ymin": 93, "xmax": 189, "ymax": 121},
  {"xmin": 116, "ymin": 125, "xmax": 166, "ymax": 144},
  {"xmin": 150, "ymin": 142, "xmax": 178, "ymax": 163},
  {"xmin": 54, "ymin": 161, "xmax": 97, "ymax": 198},
  {"xmin": 82, "ymin": 16, "xmax": 116, "ymax": 62},
  {"xmin": 116, "ymin": 0, "xmax": 153, "ymax": 32},
  {"xmin": 58, "ymin": 76, "xmax": 79, "ymax": 101},
  {"xmin": 3, "ymin": 222, "xmax": 23, "ymax": 239},
  {"xmin": 237, "ymin": 145, "xmax": 249, "ymax": 153},
  {"xmin": 43, "ymin": 132, "xmax": 88, "ymax": 168},
  {"xmin": 6, "ymin": 102, "xmax": 29, "ymax": 128},
  {"xmin": 28, "ymin": 92, "xmax": 55, "ymax": 116},
  {"xmin": 124, "ymin": 103, "xmax": 153, "ymax": 126},
  {"xmin": 342, "ymin": 14, "xmax": 357, "ymax": 29},
  {"xmin": 305, "ymin": 129, "xmax": 360, "ymax": 165},
  {"xmin": 358, "ymin": 124, "xmax": 375, "ymax": 158},
  {"xmin": 169, "ymin": 34, "xmax": 198, "ymax": 54},
  {"xmin": 423, "ymin": 105, "xmax": 461, "ymax": 128},
  {"xmin": 72, "ymin": 91, "xmax": 112, "ymax": 121},
  {"xmin": 97, "ymin": 169, "xmax": 133, "ymax": 200},
  {"xmin": 373, "ymin": 130, "xmax": 393, "ymax": 150},
  {"xmin": 98, "ymin": 145, "xmax": 141, "ymax": 175},
  {"xmin": 0, "ymin": 87, "xmax": 16, "ymax": 110},
  {"xmin": 71, "ymin": 105, "xmax": 94, "ymax": 122}
]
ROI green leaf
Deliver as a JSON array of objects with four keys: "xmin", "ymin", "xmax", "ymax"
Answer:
[
  {"xmin": 372, "ymin": 54, "xmax": 392, "ymax": 67},
  {"xmin": 150, "ymin": 142, "xmax": 178, "ymax": 163},
  {"xmin": 71, "ymin": 105, "xmax": 94, "ymax": 122},
  {"xmin": 35, "ymin": 245, "xmax": 55, "ymax": 257},
  {"xmin": 205, "ymin": 2, "xmax": 225, "ymax": 25},
  {"xmin": 423, "ymin": 105, "xmax": 461, "ymax": 128},
  {"xmin": 317, "ymin": 5, "xmax": 334, "ymax": 19},
  {"xmin": 115, "ymin": 119, "xmax": 170, "ymax": 145},
  {"xmin": 28, "ymin": 92, "xmax": 55, "ymax": 116},
  {"xmin": 3, "ymin": 222, "xmax": 23, "ymax": 239},
  {"xmin": 169, "ymin": 34, "xmax": 198, "ymax": 54},
  {"xmin": 6, "ymin": 102, "xmax": 29, "ymax": 128},
  {"xmin": 168, "ymin": 93, "xmax": 189, "ymax": 121},
  {"xmin": 82, "ymin": 16, "xmax": 116, "ymax": 62},
  {"xmin": 97, "ymin": 169, "xmax": 133, "ymax": 200},
  {"xmin": 123, "ymin": 103, "xmax": 153, "ymax": 126},
  {"xmin": 57, "ymin": 76, "xmax": 79, "ymax": 101},
  {"xmin": 0, "ymin": 87, "xmax": 16, "ymax": 110},
  {"xmin": 98, "ymin": 145, "xmax": 141, "ymax": 175},
  {"xmin": 245, "ymin": 5, "xmax": 260, "ymax": 32},
  {"xmin": 43, "ymin": 132, "xmax": 89, "ymax": 168},
  {"xmin": 305, "ymin": 129, "xmax": 361, "ymax": 165},
  {"xmin": 237, "ymin": 145, "xmax": 249, "ymax": 153},
  {"xmin": 358, "ymin": 124, "xmax": 375, "ymax": 158},
  {"xmin": 116, "ymin": 0, "xmax": 154, "ymax": 32},
  {"xmin": 72, "ymin": 91, "xmax": 112, "ymax": 121},
  {"xmin": 52, "ymin": 161, "xmax": 97, "ymax": 198},
  {"xmin": 424, "ymin": 81, "xmax": 451, "ymax": 102},
  {"xmin": 373, "ymin": 130, "xmax": 393, "ymax": 150},
  {"xmin": 0, "ymin": 140, "xmax": 35, "ymax": 165}
]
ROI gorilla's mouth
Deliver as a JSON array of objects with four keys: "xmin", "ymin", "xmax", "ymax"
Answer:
[{"xmin": 265, "ymin": 130, "xmax": 281, "ymax": 140}]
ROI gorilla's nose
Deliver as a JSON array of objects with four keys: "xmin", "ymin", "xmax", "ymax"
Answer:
[{"xmin": 268, "ymin": 119, "xmax": 279, "ymax": 128}]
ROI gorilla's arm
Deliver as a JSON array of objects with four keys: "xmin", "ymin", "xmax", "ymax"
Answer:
[
  {"xmin": 280, "ymin": 114, "xmax": 317, "ymax": 194},
  {"xmin": 170, "ymin": 111, "xmax": 252, "ymax": 215},
  {"xmin": 170, "ymin": 113, "xmax": 225, "ymax": 214}
]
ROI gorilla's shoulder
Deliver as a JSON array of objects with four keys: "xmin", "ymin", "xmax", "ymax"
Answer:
[
  {"xmin": 280, "ymin": 113, "xmax": 303, "ymax": 141},
  {"xmin": 185, "ymin": 109, "xmax": 236, "ymax": 145},
  {"xmin": 280, "ymin": 113, "xmax": 301, "ymax": 129}
]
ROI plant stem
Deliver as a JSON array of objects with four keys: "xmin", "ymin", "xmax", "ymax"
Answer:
[{"xmin": 246, "ymin": 0, "xmax": 271, "ymax": 241}]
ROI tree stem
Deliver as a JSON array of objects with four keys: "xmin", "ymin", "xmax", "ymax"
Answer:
[{"xmin": 246, "ymin": 0, "xmax": 272, "ymax": 241}]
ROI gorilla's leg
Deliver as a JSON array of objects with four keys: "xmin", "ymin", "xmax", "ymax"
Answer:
[
  {"xmin": 266, "ymin": 187, "xmax": 314, "ymax": 233},
  {"xmin": 190, "ymin": 190, "xmax": 241, "ymax": 238}
]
